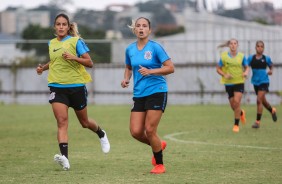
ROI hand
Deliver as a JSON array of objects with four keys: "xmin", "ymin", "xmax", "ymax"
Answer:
[
  {"xmin": 62, "ymin": 51, "xmax": 76, "ymax": 60},
  {"xmin": 121, "ymin": 79, "xmax": 130, "ymax": 88},
  {"xmin": 267, "ymin": 70, "xmax": 273, "ymax": 75},
  {"xmin": 223, "ymin": 73, "xmax": 232, "ymax": 79},
  {"xmin": 36, "ymin": 64, "xmax": 43, "ymax": 75},
  {"xmin": 138, "ymin": 65, "xmax": 151, "ymax": 76},
  {"xmin": 242, "ymin": 72, "xmax": 248, "ymax": 78}
]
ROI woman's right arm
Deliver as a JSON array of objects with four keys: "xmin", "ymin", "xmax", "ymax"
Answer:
[
  {"xmin": 36, "ymin": 62, "xmax": 50, "ymax": 75},
  {"xmin": 121, "ymin": 65, "xmax": 132, "ymax": 88}
]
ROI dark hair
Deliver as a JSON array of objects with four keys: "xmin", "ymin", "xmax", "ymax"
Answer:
[
  {"xmin": 135, "ymin": 17, "xmax": 151, "ymax": 29},
  {"xmin": 54, "ymin": 13, "xmax": 81, "ymax": 38},
  {"xmin": 256, "ymin": 40, "xmax": 264, "ymax": 47},
  {"xmin": 128, "ymin": 17, "xmax": 151, "ymax": 33}
]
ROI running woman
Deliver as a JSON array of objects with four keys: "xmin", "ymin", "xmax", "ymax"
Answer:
[
  {"xmin": 247, "ymin": 40, "xmax": 277, "ymax": 128},
  {"xmin": 121, "ymin": 17, "xmax": 174, "ymax": 174},
  {"xmin": 216, "ymin": 38, "xmax": 249, "ymax": 133},
  {"xmin": 36, "ymin": 13, "xmax": 110, "ymax": 170}
]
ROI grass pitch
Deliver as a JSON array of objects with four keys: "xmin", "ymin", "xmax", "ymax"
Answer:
[{"xmin": 0, "ymin": 104, "xmax": 281, "ymax": 184}]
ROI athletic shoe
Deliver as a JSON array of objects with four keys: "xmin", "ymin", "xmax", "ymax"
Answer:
[
  {"xmin": 252, "ymin": 121, "xmax": 260, "ymax": 129},
  {"xmin": 272, "ymin": 107, "xmax": 277, "ymax": 122},
  {"xmin": 54, "ymin": 154, "xmax": 70, "ymax": 170},
  {"xmin": 240, "ymin": 109, "xmax": 246, "ymax": 124},
  {"xmin": 232, "ymin": 125, "xmax": 239, "ymax": 133},
  {"xmin": 100, "ymin": 130, "xmax": 110, "ymax": 153},
  {"xmin": 152, "ymin": 140, "xmax": 167, "ymax": 166},
  {"xmin": 150, "ymin": 164, "xmax": 166, "ymax": 174}
]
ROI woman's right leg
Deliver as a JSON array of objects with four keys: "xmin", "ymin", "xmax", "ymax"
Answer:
[
  {"xmin": 51, "ymin": 102, "xmax": 69, "ymax": 143},
  {"xmin": 130, "ymin": 111, "xmax": 150, "ymax": 145},
  {"xmin": 51, "ymin": 102, "xmax": 70, "ymax": 170}
]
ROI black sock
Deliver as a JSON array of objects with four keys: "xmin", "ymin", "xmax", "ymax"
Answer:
[
  {"xmin": 59, "ymin": 143, "xmax": 68, "ymax": 159},
  {"xmin": 256, "ymin": 114, "xmax": 262, "ymax": 121},
  {"xmin": 95, "ymin": 126, "xmax": 105, "ymax": 138},
  {"xmin": 266, "ymin": 106, "xmax": 272, "ymax": 113},
  {"xmin": 234, "ymin": 119, "xmax": 239, "ymax": 126},
  {"xmin": 153, "ymin": 150, "xmax": 163, "ymax": 165}
]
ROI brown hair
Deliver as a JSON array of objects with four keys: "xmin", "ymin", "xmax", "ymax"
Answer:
[
  {"xmin": 217, "ymin": 38, "xmax": 238, "ymax": 48},
  {"xmin": 54, "ymin": 13, "xmax": 81, "ymax": 38}
]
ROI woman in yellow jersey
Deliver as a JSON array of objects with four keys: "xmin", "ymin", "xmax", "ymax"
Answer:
[
  {"xmin": 216, "ymin": 38, "xmax": 249, "ymax": 133},
  {"xmin": 36, "ymin": 13, "xmax": 110, "ymax": 170}
]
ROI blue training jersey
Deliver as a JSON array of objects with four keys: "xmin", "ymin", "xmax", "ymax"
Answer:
[
  {"xmin": 125, "ymin": 40, "xmax": 170, "ymax": 97},
  {"xmin": 247, "ymin": 54, "xmax": 272, "ymax": 85}
]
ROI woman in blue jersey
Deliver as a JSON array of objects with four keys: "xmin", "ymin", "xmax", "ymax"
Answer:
[
  {"xmin": 36, "ymin": 13, "xmax": 110, "ymax": 170},
  {"xmin": 248, "ymin": 40, "xmax": 277, "ymax": 128},
  {"xmin": 121, "ymin": 17, "xmax": 174, "ymax": 174},
  {"xmin": 216, "ymin": 38, "xmax": 249, "ymax": 133}
]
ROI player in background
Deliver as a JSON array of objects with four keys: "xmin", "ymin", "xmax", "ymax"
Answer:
[
  {"xmin": 216, "ymin": 38, "xmax": 249, "ymax": 133},
  {"xmin": 247, "ymin": 40, "xmax": 277, "ymax": 128},
  {"xmin": 36, "ymin": 13, "xmax": 110, "ymax": 170},
  {"xmin": 121, "ymin": 17, "xmax": 174, "ymax": 174}
]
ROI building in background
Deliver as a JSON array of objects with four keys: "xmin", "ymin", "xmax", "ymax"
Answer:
[{"xmin": 0, "ymin": 7, "xmax": 50, "ymax": 36}]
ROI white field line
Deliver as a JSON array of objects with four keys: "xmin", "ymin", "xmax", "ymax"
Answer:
[{"xmin": 164, "ymin": 132, "xmax": 282, "ymax": 150}]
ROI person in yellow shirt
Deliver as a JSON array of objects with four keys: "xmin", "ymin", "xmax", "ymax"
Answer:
[
  {"xmin": 36, "ymin": 13, "xmax": 110, "ymax": 170},
  {"xmin": 216, "ymin": 38, "xmax": 249, "ymax": 133}
]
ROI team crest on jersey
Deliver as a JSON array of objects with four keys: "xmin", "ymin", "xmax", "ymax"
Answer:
[
  {"xmin": 144, "ymin": 51, "xmax": 152, "ymax": 60},
  {"xmin": 261, "ymin": 59, "xmax": 265, "ymax": 62}
]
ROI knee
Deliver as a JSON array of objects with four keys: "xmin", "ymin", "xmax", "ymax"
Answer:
[
  {"xmin": 130, "ymin": 129, "xmax": 142, "ymax": 140},
  {"xmin": 56, "ymin": 116, "xmax": 68, "ymax": 128},
  {"xmin": 256, "ymin": 99, "xmax": 262, "ymax": 105},
  {"xmin": 80, "ymin": 121, "xmax": 89, "ymax": 128},
  {"xmin": 145, "ymin": 127, "xmax": 156, "ymax": 138}
]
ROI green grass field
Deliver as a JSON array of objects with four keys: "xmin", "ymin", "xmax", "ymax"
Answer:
[{"xmin": 0, "ymin": 104, "xmax": 281, "ymax": 184}]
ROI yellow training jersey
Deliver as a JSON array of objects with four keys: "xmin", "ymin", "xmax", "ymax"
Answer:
[
  {"xmin": 220, "ymin": 51, "xmax": 245, "ymax": 85},
  {"xmin": 48, "ymin": 37, "xmax": 92, "ymax": 85}
]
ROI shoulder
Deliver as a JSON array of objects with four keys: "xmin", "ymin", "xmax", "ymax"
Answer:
[
  {"xmin": 247, "ymin": 54, "xmax": 255, "ymax": 60},
  {"xmin": 148, "ymin": 40, "xmax": 163, "ymax": 48},
  {"xmin": 126, "ymin": 42, "xmax": 136, "ymax": 51},
  {"xmin": 237, "ymin": 52, "xmax": 245, "ymax": 57},
  {"xmin": 220, "ymin": 51, "xmax": 228, "ymax": 57}
]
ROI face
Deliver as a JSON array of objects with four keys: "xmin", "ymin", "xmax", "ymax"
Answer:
[
  {"xmin": 134, "ymin": 18, "xmax": 151, "ymax": 39},
  {"xmin": 54, "ymin": 16, "xmax": 70, "ymax": 39},
  {"xmin": 229, "ymin": 39, "xmax": 238, "ymax": 52},
  {"xmin": 256, "ymin": 42, "xmax": 264, "ymax": 55}
]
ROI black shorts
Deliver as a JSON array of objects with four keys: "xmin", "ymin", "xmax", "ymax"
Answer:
[
  {"xmin": 225, "ymin": 83, "xmax": 244, "ymax": 99},
  {"xmin": 254, "ymin": 83, "xmax": 269, "ymax": 95},
  {"xmin": 49, "ymin": 86, "xmax": 88, "ymax": 110},
  {"xmin": 131, "ymin": 92, "xmax": 167, "ymax": 112}
]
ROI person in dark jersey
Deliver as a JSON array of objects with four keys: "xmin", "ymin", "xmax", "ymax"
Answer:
[
  {"xmin": 247, "ymin": 40, "xmax": 277, "ymax": 128},
  {"xmin": 121, "ymin": 17, "xmax": 174, "ymax": 174},
  {"xmin": 216, "ymin": 38, "xmax": 249, "ymax": 133},
  {"xmin": 36, "ymin": 13, "xmax": 110, "ymax": 170}
]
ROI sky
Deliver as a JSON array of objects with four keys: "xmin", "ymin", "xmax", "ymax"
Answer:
[{"xmin": 0, "ymin": 0, "xmax": 282, "ymax": 12}]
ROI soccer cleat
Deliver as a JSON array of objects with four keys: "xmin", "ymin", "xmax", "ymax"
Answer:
[
  {"xmin": 271, "ymin": 107, "xmax": 277, "ymax": 122},
  {"xmin": 100, "ymin": 130, "xmax": 110, "ymax": 153},
  {"xmin": 252, "ymin": 121, "xmax": 260, "ymax": 129},
  {"xmin": 232, "ymin": 125, "xmax": 239, "ymax": 133},
  {"xmin": 150, "ymin": 164, "xmax": 166, "ymax": 174},
  {"xmin": 54, "ymin": 154, "xmax": 70, "ymax": 170},
  {"xmin": 152, "ymin": 140, "xmax": 167, "ymax": 166},
  {"xmin": 240, "ymin": 109, "xmax": 246, "ymax": 124}
]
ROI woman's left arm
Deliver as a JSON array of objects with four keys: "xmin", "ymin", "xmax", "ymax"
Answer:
[
  {"xmin": 138, "ymin": 59, "xmax": 174, "ymax": 76},
  {"xmin": 62, "ymin": 51, "xmax": 93, "ymax": 68}
]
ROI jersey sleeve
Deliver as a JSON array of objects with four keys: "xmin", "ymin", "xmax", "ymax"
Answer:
[
  {"xmin": 76, "ymin": 39, "xmax": 90, "ymax": 57},
  {"xmin": 265, "ymin": 56, "xmax": 273, "ymax": 66},
  {"xmin": 155, "ymin": 43, "xmax": 170, "ymax": 63},
  {"xmin": 242, "ymin": 56, "xmax": 248, "ymax": 66},
  {"xmin": 218, "ymin": 58, "xmax": 223, "ymax": 67},
  {"xmin": 125, "ymin": 47, "xmax": 131, "ymax": 66},
  {"xmin": 247, "ymin": 55, "xmax": 253, "ymax": 66}
]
